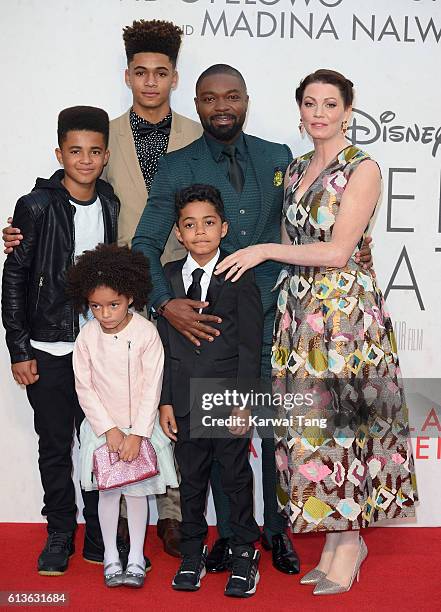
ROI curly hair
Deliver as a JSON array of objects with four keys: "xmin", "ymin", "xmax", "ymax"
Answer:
[
  {"xmin": 66, "ymin": 244, "xmax": 152, "ymax": 315},
  {"xmin": 122, "ymin": 19, "xmax": 183, "ymax": 66}
]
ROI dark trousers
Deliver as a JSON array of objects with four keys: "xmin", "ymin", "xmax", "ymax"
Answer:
[
  {"xmin": 211, "ymin": 435, "xmax": 285, "ymax": 541},
  {"xmin": 210, "ymin": 338, "xmax": 287, "ymax": 543},
  {"xmin": 26, "ymin": 349, "xmax": 100, "ymax": 536},
  {"xmin": 175, "ymin": 414, "xmax": 260, "ymax": 556}
]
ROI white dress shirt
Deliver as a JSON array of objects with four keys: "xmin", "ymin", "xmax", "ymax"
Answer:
[{"xmin": 182, "ymin": 249, "xmax": 220, "ymax": 302}]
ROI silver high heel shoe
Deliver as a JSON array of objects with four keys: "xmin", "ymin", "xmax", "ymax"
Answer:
[
  {"xmin": 313, "ymin": 537, "xmax": 368, "ymax": 595},
  {"xmin": 300, "ymin": 568, "xmax": 326, "ymax": 585}
]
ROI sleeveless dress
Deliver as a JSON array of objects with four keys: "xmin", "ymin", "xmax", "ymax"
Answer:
[{"xmin": 272, "ymin": 146, "xmax": 418, "ymax": 532}]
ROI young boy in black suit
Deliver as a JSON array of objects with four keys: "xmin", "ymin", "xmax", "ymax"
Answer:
[{"xmin": 157, "ymin": 184, "xmax": 263, "ymax": 598}]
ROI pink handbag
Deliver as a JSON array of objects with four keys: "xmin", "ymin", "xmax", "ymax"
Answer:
[{"xmin": 93, "ymin": 438, "xmax": 159, "ymax": 491}]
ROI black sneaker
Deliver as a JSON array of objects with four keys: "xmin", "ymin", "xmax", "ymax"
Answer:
[
  {"xmin": 38, "ymin": 531, "xmax": 75, "ymax": 576},
  {"xmin": 224, "ymin": 547, "xmax": 260, "ymax": 598},
  {"xmin": 83, "ymin": 529, "xmax": 104, "ymax": 564},
  {"xmin": 172, "ymin": 545, "xmax": 208, "ymax": 591}
]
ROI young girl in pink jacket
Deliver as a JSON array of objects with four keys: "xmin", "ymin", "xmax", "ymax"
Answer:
[{"xmin": 67, "ymin": 244, "xmax": 177, "ymax": 588}]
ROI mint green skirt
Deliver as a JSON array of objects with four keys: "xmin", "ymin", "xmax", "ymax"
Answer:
[{"xmin": 79, "ymin": 417, "xmax": 178, "ymax": 496}]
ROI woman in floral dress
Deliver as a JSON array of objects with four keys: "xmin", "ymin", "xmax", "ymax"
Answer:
[{"xmin": 215, "ymin": 69, "xmax": 417, "ymax": 595}]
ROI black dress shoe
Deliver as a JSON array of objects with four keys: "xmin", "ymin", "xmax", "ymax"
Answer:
[
  {"xmin": 206, "ymin": 538, "xmax": 232, "ymax": 573},
  {"xmin": 38, "ymin": 531, "xmax": 74, "ymax": 576},
  {"xmin": 264, "ymin": 533, "xmax": 300, "ymax": 575},
  {"xmin": 157, "ymin": 519, "xmax": 181, "ymax": 558}
]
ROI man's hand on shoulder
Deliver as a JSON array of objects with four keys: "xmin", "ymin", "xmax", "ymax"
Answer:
[
  {"xmin": 3, "ymin": 217, "xmax": 23, "ymax": 254},
  {"xmin": 11, "ymin": 359, "xmax": 39, "ymax": 385},
  {"xmin": 163, "ymin": 298, "xmax": 222, "ymax": 347}
]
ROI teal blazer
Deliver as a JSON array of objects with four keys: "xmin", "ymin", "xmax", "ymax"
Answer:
[{"xmin": 132, "ymin": 133, "xmax": 293, "ymax": 321}]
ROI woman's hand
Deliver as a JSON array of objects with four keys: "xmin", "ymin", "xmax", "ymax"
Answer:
[
  {"xmin": 118, "ymin": 434, "xmax": 142, "ymax": 462},
  {"xmin": 214, "ymin": 245, "xmax": 267, "ymax": 281},
  {"xmin": 105, "ymin": 427, "xmax": 125, "ymax": 453}
]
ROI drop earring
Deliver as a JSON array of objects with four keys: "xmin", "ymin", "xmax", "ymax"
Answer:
[
  {"xmin": 298, "ymin": 119, "xmax": 304, "ymax": 135},
  {"xmin": 342, "ymin": 120, "xmax": 348, "ymax": 135}
]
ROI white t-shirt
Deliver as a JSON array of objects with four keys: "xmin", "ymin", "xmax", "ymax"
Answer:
[{"xmin": 30, "ymin": 195, "xmax": 104, "ymax": 356}]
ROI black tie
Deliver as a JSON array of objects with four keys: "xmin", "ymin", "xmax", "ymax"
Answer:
[
  {"xmin": 186, "ymin": 268, "xmax": 205, "ymax": 301},
  {"xmin": 222, "ymin": 145, "xmax": 244, "ymax": 193}
]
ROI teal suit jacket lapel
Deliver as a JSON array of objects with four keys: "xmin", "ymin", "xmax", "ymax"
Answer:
[{"xmin": 188, "ymin": 137, "xmax": 214, "ymax": 185}]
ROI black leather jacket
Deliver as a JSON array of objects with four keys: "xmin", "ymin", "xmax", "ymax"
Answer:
[{"xmin": 2, "ymin": 170, "xmax": 119, "ymax": 363}]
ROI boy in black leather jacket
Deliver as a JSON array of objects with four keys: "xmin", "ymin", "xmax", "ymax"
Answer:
[{"xmin": 1, "ymin": 106, "xmax": 119, "ymax": 575}]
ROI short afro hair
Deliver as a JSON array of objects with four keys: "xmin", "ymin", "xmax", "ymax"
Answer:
[
  {"xmin": 123, "ymin": 19, "xmax": 183, "ymax": 66},
  {"xmin": 57, "ymin": 106, "xmax": 109, "ymax": 147},
  {"xmin": 175, "ymin": 184, "xmax": 226, "ymax": 223},
  {"xmin": 196, "ymin": 64, "xmax": 247, "ymax": 95},
  {"xmin": 66, "ymin": 244, "xmax": 152, "ymax": 315}
]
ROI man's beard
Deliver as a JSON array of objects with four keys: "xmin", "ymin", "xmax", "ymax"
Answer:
[{"xmin": 201, "ymin": 113, "xmax": 246, "ymax": 142}]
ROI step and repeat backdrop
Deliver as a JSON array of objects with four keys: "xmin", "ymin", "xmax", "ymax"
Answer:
[{"xmin": 0, "ymin": 0, "xmax": 440, "ymax": 526}]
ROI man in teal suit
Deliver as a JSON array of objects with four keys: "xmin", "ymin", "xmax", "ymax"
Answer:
[{"xmin": 132, "ymin": 64, "xmax": 301, "ymax": 576}]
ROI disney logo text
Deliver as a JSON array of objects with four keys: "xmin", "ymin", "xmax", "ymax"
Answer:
[{"xmin": 348, "ymin": 109, "xmax": 441, "ymax": 157}]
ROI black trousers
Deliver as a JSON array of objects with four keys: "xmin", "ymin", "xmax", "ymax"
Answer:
[
  {"xmin": 175, "ymin": 414, "xmax": 260, "ymax": 556},
  {"xmin": 26, "ymin": 349, "xmax": 100, "ymax": 535},
  {"xmin": 211, "ymin": 433, "xmax": 286, "ymax": 541}
]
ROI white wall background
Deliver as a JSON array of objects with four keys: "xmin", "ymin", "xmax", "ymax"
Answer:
[{"xmin": 0, "ymin": 0, "xmax": 440, "ymax": 526}]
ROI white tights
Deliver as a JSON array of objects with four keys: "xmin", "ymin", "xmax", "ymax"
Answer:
[{"xmin": 98, "ymin": 490, "xmax": 147, "ymax": 569}]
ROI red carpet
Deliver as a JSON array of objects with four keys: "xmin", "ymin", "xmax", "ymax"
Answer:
[{"xmin": 0, "ymin": 525, "xmax": 439, "ymax": 611}]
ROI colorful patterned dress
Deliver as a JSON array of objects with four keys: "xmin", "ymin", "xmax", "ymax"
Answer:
[{"xmin": 272, "ymin": 146, "xmax": 417, "ymax": 532}]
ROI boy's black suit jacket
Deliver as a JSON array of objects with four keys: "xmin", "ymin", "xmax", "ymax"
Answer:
[{"xmin": 157, "ymin": 251, "xmax": 263, "ymax": 417}]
